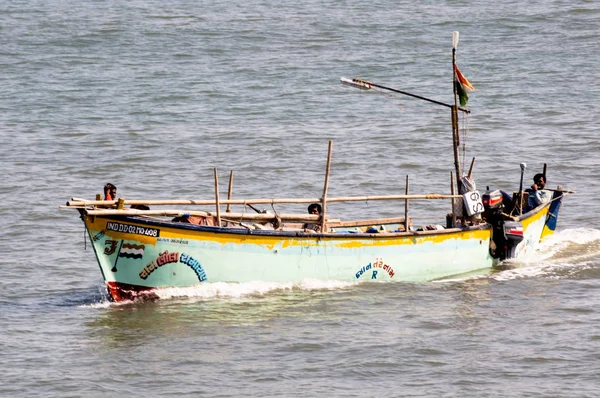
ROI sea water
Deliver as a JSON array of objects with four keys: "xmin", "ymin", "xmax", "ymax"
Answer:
[{"xmin": 1, "ymin": 1, "xmax": 599, "ymax": 396}]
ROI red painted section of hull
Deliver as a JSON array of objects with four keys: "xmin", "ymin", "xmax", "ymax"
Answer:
[{"xmin": 106, "ymin": 281, "xmax": 159, "ymax": 302}]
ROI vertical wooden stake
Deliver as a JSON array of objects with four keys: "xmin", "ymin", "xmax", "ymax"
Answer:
[
  {"xmin": 543, "ymin": 163, "xmax": 547, "ymax": 180},
  {"xmin": 467, "ymin": 157, "xmax": 476, "ymax": 179},
  {"xmin": 226, "ymin": 170, "xmax": 234, "ymax": 213},
  {"xmin": 404, "ymin": 175, "xmax": 409, "ymax": 232},
  {"xmin": 117, "ymin": 198, "xmax": 125, "ymax": 210},
  {"xmin": 214, "ymin": 168, "xmax": 221, "ymax": 226},
  {"xmin": 450, "ymin": 171, "xmax": 457, "ymax": 228},
  {"xmin": 320, "ymin": 140, "xmax": 333, "ymax": 233},
  {"xmin": 95, "ymin": 194, "xmax": 101, "ymax": 209}
]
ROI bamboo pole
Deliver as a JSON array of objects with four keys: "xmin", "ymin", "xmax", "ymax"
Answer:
[
  {"xmin": 404, "ymin": 175, "xmax": 409, "ymax": 232},
  {"xmin": 83, "ymin": 208, "xmax": 332, "ymax": 222},
  {"xmin": 543, "ymin": 163, "xmax": 547, "ymax": 181},
  {"xmin": 329, "ymin": 217, "xmax": 408, "ymax": 228},
  {"xmin": 344, "ymin": 78, "xmax": 470, "ymax": 114},
  {"xmin": 467, "ymin": 157, "xmax": 475, "ymax": 179},
  {"xmin": 321, "ymin": 140, "xmax": 333, "ymax": 232},
  {"xmin": 64, "ymin": 193, "xmax": 463, "ymax": 209},
  {"xmin": 545, "ymin": 188, "xmax": 575, "ymax": 194},
  {"xmin": 226, "ymin": 170, "xmax": 234, "ymax": 213},
  {"xmin": 451, "ymin": 32, "xmax": 463, "ymax": 196},
  {"xmin": 214, "ymin": 168, "xmax": 221, "ymax": 226},
  {"xmin": 450, "ymin": 171, "xmax": 457, "ymax": 228}
]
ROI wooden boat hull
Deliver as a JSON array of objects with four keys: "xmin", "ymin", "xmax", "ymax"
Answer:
[
  {"xmin": 515, "ymin": 190, "xmax": 564, "ymax": 257},
  {"xmin": 81, "ymin": 194, "xmax": 562, "ymax": 302},
  {"xmin": 84, "ymin": 215, "xmax": 492, "ymax": 301}
]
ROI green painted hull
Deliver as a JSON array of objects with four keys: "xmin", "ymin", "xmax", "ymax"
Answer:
[{"xmin": 80, "ymin": 195, "xmax": 560, "ymax": 301}]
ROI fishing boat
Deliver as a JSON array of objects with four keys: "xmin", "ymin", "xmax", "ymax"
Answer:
[{"xmin": 62, "ymin": 32, "xmax": 572, "ymax": 302}]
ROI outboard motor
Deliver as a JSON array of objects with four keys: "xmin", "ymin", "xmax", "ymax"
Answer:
[
  {"xmin": 502, "ymin": 221, "xmax": 524, "ymax": 259},
  {"xmin": 482, "ymin": 189, "xmax": 503, "ymax": 212},
  {"xmin": 482, "ymin": 187, "xmax": 525, "ymax": 260},
  {"xmin": 481, "ymin": 188, "xmax": 503, "ymax": 225}
]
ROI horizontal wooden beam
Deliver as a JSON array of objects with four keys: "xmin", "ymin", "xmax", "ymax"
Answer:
[
  {"xmin": 328, "ymin": 217, "xmax": 410, "ymax": 228},
  {"xmin": 64, "ymin": 193, "xmax": 461, "ymax": 208},
  {"xmin": 82, "ymin": 208, "xmax": 332, "ymax": 223}
]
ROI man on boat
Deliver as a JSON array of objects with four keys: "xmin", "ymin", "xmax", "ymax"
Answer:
[
  {"xmin": 525, "ymin": 173, "xmax": 550, "ymax": 210},
  {"xmin": 104, "ymin": 183, "xmax": 117, "ymax": 200},
  {"xmin": 303, "ymin": 203, "xmax": 322, "ymax": 232}
]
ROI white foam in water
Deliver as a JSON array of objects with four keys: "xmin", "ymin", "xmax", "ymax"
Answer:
[
  {"xmin": 81, "ymin": 279, "xmax": 357, "ymax": 307},
  {"xmin": 155, "ymin": 279, "xmax": 357, "ymax": 301},
  {"xmin": 537, "ymin": 227, "xmax": 600, "ymax": 252},
  {"xmin": 490, "ymin": 228, "xmax": 600, "ymax": 281}
]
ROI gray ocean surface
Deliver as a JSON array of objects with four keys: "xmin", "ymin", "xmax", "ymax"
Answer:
[{"xmin": 1, "ymin": 0, "xmax": 600, "ymax": 396}]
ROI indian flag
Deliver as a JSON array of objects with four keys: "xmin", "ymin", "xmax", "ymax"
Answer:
[{"xmin": 454, "ymin": 64, "xmax": 475, "ymax": 106}]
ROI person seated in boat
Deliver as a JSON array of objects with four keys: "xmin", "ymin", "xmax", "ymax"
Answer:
[
  {"xmin": 103, "ymin": 183, "xmax": 150, "ymax": 210},
  {"xmin": 524, "ymin": 173, "xmax": 550, "ymax": 211},
  {"xmin": 303, "ymin": 203, "xmax": 322, "ymax": 232},
  {"xmin": 172, "ymin": 214, "xmax": 215, "ymax": 226},
  {"xmin": 103, "ymin": 183, "xmax": 117, "ymax": 200},
  {"xmin": 131, "ymin": 204, "xmax": 150, "ymax": 210}
]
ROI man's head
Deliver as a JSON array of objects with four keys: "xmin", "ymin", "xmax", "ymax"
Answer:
[
  {"xmin": 104, "ymin": 183, "xmax": 117, "ymax": 200},
  {"xmin": 308, "ymin": 203, "xmax": 322, "ymax": 215},
  {"xmin": 533, "ymin": 173, "xmax": 546, "ymax": 189}
]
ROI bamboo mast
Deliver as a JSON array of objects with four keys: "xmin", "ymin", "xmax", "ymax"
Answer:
[
  {"xmin": 320, "ymin": 141, "xmax": 333, "ymax": 232},
  {"xmin": 451, "ymin": 31, "xmax": 465, "ymax": 227},
  {"xmin": 213, "ymin": 168, "xmax": 221, "ymax": 226},
  {"xmin": 451, "ymin": 31, "xmax": 463, "ymax": 190}
]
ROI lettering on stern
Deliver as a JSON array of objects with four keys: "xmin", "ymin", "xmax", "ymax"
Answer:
[{"xmin": 355, "ymin": 257, "xmax": 395, "ymax": 280}]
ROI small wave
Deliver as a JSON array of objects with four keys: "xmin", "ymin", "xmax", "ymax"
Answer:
[
  {"xmin": 537, "ymin": 227, "xmax": 600, "ymax": 258},
  {"xmin": 488, "ymin": 228, "xmax": 600, "ymax": 281},
  {"xmin": 155, "ymin": 279, "xmax": 357, "ymax": 301},
  {"xmin": 81, "ymin": 279, "xmax": 357, "ymax": 308}
]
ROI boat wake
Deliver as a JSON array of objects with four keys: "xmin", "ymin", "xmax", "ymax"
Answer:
[
  {"xmin": 488, "ymin": 228, "xmax": 600, "ymax": 281},
  {"xmin": 154, "ymin": 279, "xmax": 358, "ymax": 301},
  {"xmin": 82, "ymin": 279, "xmax": 358, "ymax": 308}
]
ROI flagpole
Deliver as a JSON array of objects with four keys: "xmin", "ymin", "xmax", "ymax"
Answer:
[
  {"xmin": 451, "ymin": 32, "xmax": 463, "ymax": 227},
  {"xmin": 451, "ymin": 32, "xmax": 462, "ymax": 190}
]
